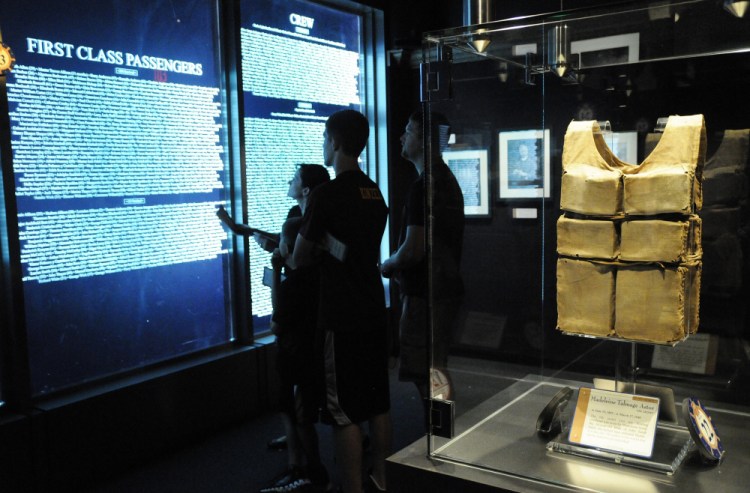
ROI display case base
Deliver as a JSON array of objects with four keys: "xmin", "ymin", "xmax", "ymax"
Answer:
[{"xmin": 387, "ymin": 375, "xmax": 750, "ymax": 493}]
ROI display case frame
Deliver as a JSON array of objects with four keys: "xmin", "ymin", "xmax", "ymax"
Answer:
[{"xmin": 395, "ymin": 1, "xmax": 750, "ymax": 491}]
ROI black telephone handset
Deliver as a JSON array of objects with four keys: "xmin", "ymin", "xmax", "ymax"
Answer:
[{"xmin": 536, "ymin": 387, "xmax": 574, "ymax": 436}]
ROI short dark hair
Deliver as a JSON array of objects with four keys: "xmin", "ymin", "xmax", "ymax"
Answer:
[
  {"xmin": 408, "ymin": 109, "xmax": 451, "ymax": 154},
  {"xmin": 326, "ymin": 110, "xmax": 369, "ymax": 157},
  {"xmin": 297, "ymin": 163, "xmax": 330, "ymax": 190}
]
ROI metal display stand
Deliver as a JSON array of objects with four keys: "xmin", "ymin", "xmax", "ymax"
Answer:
[{"xmin": 389, "ymin": 372, "xmax": 748, "ymax": 493}]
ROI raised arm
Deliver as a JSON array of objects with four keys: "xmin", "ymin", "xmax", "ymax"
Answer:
[
  {"xmin": 216, "ymin": 206, "xmax": 254, "ymax": 236},
  {"xmin": 217, "ymin": 205, "xmax": 279, "ymax": 251}
]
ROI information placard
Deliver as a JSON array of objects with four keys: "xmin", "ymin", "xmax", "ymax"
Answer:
[{"xmin": 568, "ymin": 388, "xmax": 660, "ymax": 458}]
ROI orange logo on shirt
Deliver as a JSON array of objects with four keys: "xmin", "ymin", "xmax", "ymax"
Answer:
[{"xmin": 360, "ymin": 187, "xmax": 382, "ymax": 200}]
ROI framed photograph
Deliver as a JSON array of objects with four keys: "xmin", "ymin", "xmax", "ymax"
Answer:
[
  {"xmin": 498, "ymin": 129, "xmax": 551, "ymax": 199},
  {"xmin": 571, "ymin": 33, "xmax": 640, "ymax": 68},
  {"xmin": 443, "ymin": 148, "xmax": 490, "ymax": 217},
  {"xmin": 608, "ymin": 131, "xmax": 638, "ymax": 164}
]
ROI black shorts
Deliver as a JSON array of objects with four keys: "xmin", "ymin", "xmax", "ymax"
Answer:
[
  {"xmin": 320, "ymin": 328, "xmax": 390, "ymax": 426},
  {"xmin": 276, "ymin": 334, "xmax": 320, "ymax": 424},
  {"xmin": 276, "ymin": 332, "xmax": 315, "ymax": 385}
]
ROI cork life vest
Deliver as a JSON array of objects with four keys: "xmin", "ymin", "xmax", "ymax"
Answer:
[{"xmin": 556, "ymin": 115, "xmax": 705, "ymax": 343}]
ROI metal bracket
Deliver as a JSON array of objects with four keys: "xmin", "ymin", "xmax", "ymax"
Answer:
[
  {"xmin": 524, "ymin": 52, "xmax": 542, "ymax": 86},
  {"xmin": 427, "ymin": 398, "xmax": 455, "ymax": 439},
  {"xmin": 524, "ymin": 51, "xmax": 579, "ymax": 86},
  {"xmin": 420, "ymin": 45, "xmax": 453, "ymax": 102}
]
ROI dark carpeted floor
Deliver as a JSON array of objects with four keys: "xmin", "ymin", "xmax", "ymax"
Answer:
[{"xmin": 83, "ymin": 368, "xmax": 426, "ymax": 493}]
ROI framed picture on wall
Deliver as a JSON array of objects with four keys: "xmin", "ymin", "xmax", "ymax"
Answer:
[
  {"xmin": 608, "ymin": 131, "xmax": 638, "ymax": 164},
  {"xmin": 443, "ymin": 148, "xmax": 490, "ymax": 217},
  {"xmin": 498, "ymin": 129, "xmax": 551, "ymax": 199},
  {"xmin": 570, "ymin": 33, "xmax": 640, "ymax": 68}
]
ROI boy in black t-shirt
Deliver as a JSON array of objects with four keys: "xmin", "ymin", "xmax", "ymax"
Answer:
[{"xmin": 293, "ymin": 110, "xmax": 390, "ymax": 493}]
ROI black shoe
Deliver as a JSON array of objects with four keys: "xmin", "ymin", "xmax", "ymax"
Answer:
[
  {"xmin": 259, "ymin": 466, "xmax": 312, "ymax": 492},
  {"xmin": 307, "ymin": 465, "xmax": 333, "ymax": 492},
  {"xmin": 267, "ymin": 435, "xmax": 288, "ymax": 451}
]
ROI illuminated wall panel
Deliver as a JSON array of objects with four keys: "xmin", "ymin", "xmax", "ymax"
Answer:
[
  {"xmin": 1, "ymin": 0, "xmax": 231, "ymax": 395},
  {"xmin": 239, "ymin": 0, "xmax": 366, "ymax": 327}
]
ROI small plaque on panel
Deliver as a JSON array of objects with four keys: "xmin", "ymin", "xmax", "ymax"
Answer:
[
  {"xmin": 512, "ymin": 208, "xmax": 538, "ymax": 219},
  {"xmin": 652, "ymin": 333, "xmax": 718, "ymax": 375}
]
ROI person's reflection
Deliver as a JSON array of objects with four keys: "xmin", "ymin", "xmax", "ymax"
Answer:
[{"xmin": 381, "ymin": 110, "xmax": 465, "ymax": 402}]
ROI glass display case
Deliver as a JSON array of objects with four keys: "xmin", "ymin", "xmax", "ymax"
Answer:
[{"xmin": 404, "ymin": 1, "xmax": 750, "ymax": 491}]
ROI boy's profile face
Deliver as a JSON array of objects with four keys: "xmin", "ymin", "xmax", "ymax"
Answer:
[
  {"xmin": 287, "ymin": 169, "xmax": 304, "ymax": 200},
  {"xmin": 400, "ymin": 119, "xmax": 422, "ymax": 163}
]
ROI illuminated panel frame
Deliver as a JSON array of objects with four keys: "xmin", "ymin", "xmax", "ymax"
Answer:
[
  {"xmin": 238, "ymin": 0, "xmax": 388, "ymax": 331},
  {"xmin": 0, "ymin": 0, "xmax": 233, "ymax": 396}
]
